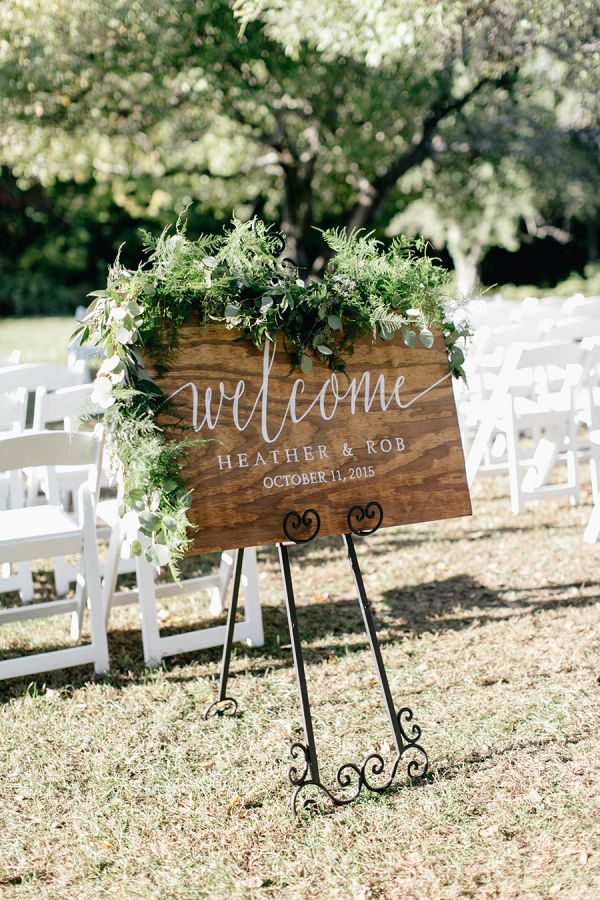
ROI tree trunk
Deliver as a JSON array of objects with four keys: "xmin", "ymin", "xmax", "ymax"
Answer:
[
  {"xmin": 280, "ymin": 160, "xmax": 315, "ymax": 270},
  {"xmin": 447, "ymin": 224, "xmax": 482, "ymax": 296}
]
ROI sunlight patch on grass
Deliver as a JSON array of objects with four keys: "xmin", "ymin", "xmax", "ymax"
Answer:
[{"xmin": 0, "ymin": 317, "xmax": 74, "ymax": 365}]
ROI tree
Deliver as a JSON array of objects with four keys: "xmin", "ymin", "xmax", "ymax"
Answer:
[{"xmin": 0, "ymin": 0, "xmax": 597, "ymax": 274}]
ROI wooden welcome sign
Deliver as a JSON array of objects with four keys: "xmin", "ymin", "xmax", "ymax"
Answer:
[{"xmin": 151, "ymin": 325, "xmax": 471, "ymax": 554}]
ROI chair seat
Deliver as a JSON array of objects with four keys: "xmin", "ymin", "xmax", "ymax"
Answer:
[{"xmin": 0, "ymin": 505, "xmax": 81, "ymax": 563}]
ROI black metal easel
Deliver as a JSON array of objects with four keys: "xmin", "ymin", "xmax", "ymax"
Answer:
[{"xmin": 205, "ymin": 502, "xmax": 429, "ymax": 814}]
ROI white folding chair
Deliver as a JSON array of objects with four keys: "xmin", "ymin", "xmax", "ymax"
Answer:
[
  {"xmin": 0, "ymin": 430, "xmax": 109, "ymax": 680},
  {"xmin": 466, "ymin": 341, "xmax": 586, "ymax": 512},
  {"xmin": 0, "ymin": 388, "xmax": 33, "ymax": 601},
  {"xmin": 28, "ymin": 383, "xmax": 101, "ymax": 596},
  {"xmin": 29, "ymin": 383, "xmax": 97, "ymax": 500},
  {"xmin": 98, "ymin": 498, "xmax": 263, "ymax": 668}
]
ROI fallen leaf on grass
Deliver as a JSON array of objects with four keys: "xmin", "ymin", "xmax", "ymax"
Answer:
[{"xmin": 227, "ymin": 793, "xmax": 241, "ymax": 812}]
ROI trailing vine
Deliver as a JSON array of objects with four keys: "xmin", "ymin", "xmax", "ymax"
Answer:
[{"xmin": 75, "ymin": 215, "xmax": 469, "ymax": 571}]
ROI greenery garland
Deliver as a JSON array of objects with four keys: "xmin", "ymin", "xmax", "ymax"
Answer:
[{"xmin": 76, "ymin": 215, "xmax": 470, "ymax": 573}]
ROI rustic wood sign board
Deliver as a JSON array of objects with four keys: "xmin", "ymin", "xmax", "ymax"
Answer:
[{"xmin": 150, "ymin": 324, "xmax": 471, "ymax": 554}]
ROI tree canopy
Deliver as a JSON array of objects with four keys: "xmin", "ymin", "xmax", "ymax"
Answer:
[{"xmin": 0, "ymin": 0, "xmax": 598, "ymax": 296}]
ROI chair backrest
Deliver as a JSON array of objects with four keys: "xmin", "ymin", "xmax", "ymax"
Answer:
[
  {"xmin": 32, "ymin": 383, "xmax": 97, "ymax": 432},
  {"xmin": 0, "ymin": 350, "xmax": 21, "ymax": 367},
  {"xmin": 501, "ymin": 340, "xmax": 586, "ymax": 404},
  {"xmin": 0, "ymin": 429, "xmax": 101, "ymax": 475},
  {"xmin": 561, "ymin": 294, "xmax": 600, "ymax": 315},
  {"xmin": 0, "ymin": 362, "xmax": 86, "ymax": 395},
  {"xmin": 0, "ymin": 388, "xmax": 27, "ymax": 434},
  {"xmin": 539, "ymin": 315, "xmax": 600, "ymax": 343}
]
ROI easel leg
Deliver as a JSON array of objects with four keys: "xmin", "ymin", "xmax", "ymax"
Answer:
[
  {"xmin": 204, "ymin": 547, "xmax": 245, "ymax": 718},
  {"xmin": 279, "ymin": 505, "xmax": 428, "ymax": 815},
  {"xmin": 277, "ymin": 542, "xmax": 320, "ymax": 786},
  {"xmin": 342, "ymin": 532, "xmax": 429, "ymax": 782}
]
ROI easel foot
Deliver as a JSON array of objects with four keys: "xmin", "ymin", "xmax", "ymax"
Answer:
[
  {"xmin": 288, "ymin": 706, "xmax": 429, "ymax": 815},
  {"xmin": 204, "ymin": 697, "xmax": 238, "ymax": 719}
]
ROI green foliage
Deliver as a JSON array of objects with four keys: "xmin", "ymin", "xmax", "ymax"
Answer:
[
  {"xmin": 0, "ymin": 0, "xmax": 596, "ymax": 279},
  {"xmin": 78, "ymin": 214, "xmax": 469, "ymax": 567}
]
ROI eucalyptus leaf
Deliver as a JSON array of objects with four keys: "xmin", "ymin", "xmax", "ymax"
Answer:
[
  {"xmin": 419, "ymin": 329, "xmax": 434, "ymax": 349},
  {"xmin": 327, "ymin": 314, "xmax": 342, "ymax": 330},
  {"xmin": 138, "ymin": 511, "xmax": 161, "ymax": 532},
  {"xmin": 300, "ymin": 354, "xmax": 313, "ymax": 373},
  {"xmin": 403, "ymin": 329, "xmax": 417, "ymax": 348},
  {"xmin": 145, "ymin": 543, "xmax": 170, "ymax": 567},
  {"xmin": 317, "ymin": 345, "xmax": 332, "ymax": 355}
]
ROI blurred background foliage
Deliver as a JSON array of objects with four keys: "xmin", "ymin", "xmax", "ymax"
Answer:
[{"xmin": 0, "ymin": 0, "xmax": 598, "ymax": 315}]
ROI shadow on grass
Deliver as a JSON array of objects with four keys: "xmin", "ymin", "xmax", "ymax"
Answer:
[{"xmin": 1, "ymin": 570, "xmax": 598, "ymax": 703}]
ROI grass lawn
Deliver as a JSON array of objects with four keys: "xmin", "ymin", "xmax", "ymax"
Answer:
[
  {"xmin": 0, "ymin": 475, "xmax": 599, "ymax": 898},
  {"xmin": 0, "ymin": 317, "xmax": 74, "ymax": 365}
]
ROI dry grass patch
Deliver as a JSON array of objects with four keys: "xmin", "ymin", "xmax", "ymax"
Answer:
[{"xmin": 0, "ymin": 476, "xmax": 599, "ymax": 898}]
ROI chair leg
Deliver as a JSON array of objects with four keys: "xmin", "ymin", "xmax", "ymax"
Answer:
[
  {"xmin": 505, "ymin": 403, "xmax": 522, "ymax": 515},
  {"xmin": 241, "ymin": 547, "xmax": 263, "ymax": 647},
  {"xmin": 584, "ymin": 498, "xmax": 600, "ymax": 544},
  {"xmin": 70, "ymin": 572, "xmax": 87, "ymax": 641},
  {"xmin": 566, "ymin": 411, "xmax": 580, "ymax": 507},
  {"xmin": 135, "ymin": 536, "xmax": 163, "ymax": 668},
  {"xmin": 209, "ymin": 550, "xmax": 234, "ymax": 617},
  {"xmin": 590, "ymin": 448, "xmax": 600, "ymax": 502},
  {"xmin": 17, "ymin": 561, "xmax": 34, "ymax": 603},
  {"xmin": 53, "ymin": 556, "xmax": 72, "ymax": 597},
  {"xmin": 102, "ymin": 522, "xmax": 123, "ymax": 627},
  {"xmin": 81, "ymin": 494, "xmax": 109, "ymax": 675}
]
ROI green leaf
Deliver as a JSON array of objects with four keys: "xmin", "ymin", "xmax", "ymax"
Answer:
[
  {"xmin": 260, "ymin": 295, "xmax": 273, "ymax": 310},
  {"xmin": 317, "ymin": 345, "xmax": 332, "ymax": 355},
  {"xmin": 202, "ymin": 256, "xmax": 218, "ymax": 268},
  {"xmin": 419, "ymin": 329, "xmax": 434, "ymax": 349},
  {"xmin": 300, "ymin": 354, "xmax": 313, "ymax": 373},
  {"xmin": 403, "ymin": 329, "xmax": 417, "ymax": 348},
  {"xmin": 145, "ymin": 543, "xmax": 170, "ymax": 567},
  {"xmin": 130, "ymin": 540, "xmax": 142, "ymax": 557},
  {"xmin": 327, "ymin": 314, "xmax": 342, "ymax": 330},
  {"xmin": 139, "ymin": 511, "xmax": 161, "ymax": 532},
  {"xmin": 224, "ymin": 303, "xmax": 241, "ymax": 318}
]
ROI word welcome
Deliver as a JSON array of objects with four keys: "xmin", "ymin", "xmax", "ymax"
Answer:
[{"xmin": 168, "ymin": 339, "xmax": 450, "ymax": 444}]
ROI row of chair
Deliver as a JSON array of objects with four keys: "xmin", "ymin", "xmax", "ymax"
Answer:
[
  {"xmin": 0, "ymin": 359, "xmax": 263, "ymax": 681},
  {"xmin": 456, "ymin": 295, "xmax": 600, "ymax": 541}
]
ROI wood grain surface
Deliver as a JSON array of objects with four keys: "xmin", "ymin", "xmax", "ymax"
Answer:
[{"xmin": 148, "ymin": 324, "xmax": 471, "ymax": 554}]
